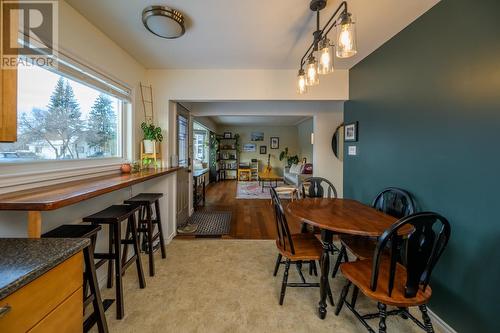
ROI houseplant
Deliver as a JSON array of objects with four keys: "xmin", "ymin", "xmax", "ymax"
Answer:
[
  {"xmin": 279, "ymin": 147, "xmax": 299, "ymax": 167},
  {"xmin": 141, "ymin": 122, "xmax": 163, "ymax": 153}
]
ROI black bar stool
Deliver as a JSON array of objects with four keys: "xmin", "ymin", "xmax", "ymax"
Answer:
[
  {"xmin": 83, "ymin": 205, "xmax": 146, "ymax": 319},
  {"xmin": 42, "ymin": 224, "xmax": 110, "ymax": 333},
  {"xmin": 124, "ymin": 193, "xmax": 166, "ymax": 276}
]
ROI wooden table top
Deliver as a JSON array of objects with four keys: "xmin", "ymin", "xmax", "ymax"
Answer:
[
  {"xmin": 287, "ymin": 198, "xmax": 402, "ymax": 237},
  {"xmin": 0, "ymin": 168, "xmax": 180, "ymax": 211}
]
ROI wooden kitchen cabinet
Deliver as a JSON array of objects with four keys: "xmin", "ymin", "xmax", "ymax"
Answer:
[
  {"xmin": 0, "ymin": 252, "xmax": 83, "ymax": 333},
  {"xmin": 0, "ymin": 63, "xmax": 17, "ymax": 142}
]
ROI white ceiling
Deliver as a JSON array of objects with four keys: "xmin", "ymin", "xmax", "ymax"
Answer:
[
  {"xmin": 65, "ymin": 0, "xmax": 439, "ymax": 70},
  {"xmin": 200, "ymin": 115, "xmax": 311, "ymax": 126}
]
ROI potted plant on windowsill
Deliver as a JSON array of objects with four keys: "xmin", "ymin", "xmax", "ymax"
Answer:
[{"xmin": 141, "ymin": 122, "xmax": 163, "ymax": 153}]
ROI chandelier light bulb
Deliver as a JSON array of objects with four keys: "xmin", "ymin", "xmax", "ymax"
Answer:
[
  {"xmin": 297, "ymin": 69, "xmax": 307, "ymax": 94},
  {"xmin": 336, "ymin": 12, "xmax": 357, "ymax": 58},
  {"xmin": 305, "ymin": 55, "xmax": 319, "ymax": 86},
  {"xmin": 317, "ymin": 37, "xmax": 334, "ymax": 74}
]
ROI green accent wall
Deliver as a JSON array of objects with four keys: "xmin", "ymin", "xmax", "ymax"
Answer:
[{"xmin": 344, "ymin": 1, "xmax": 500, "ymax": 332}]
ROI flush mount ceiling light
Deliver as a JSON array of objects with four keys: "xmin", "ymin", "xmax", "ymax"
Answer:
[
  {"xmin": 142, "ymin": 5, "xmax": 185, "ymax": 39},
  {"xmin": 296, "ymin": 1, "xmax": 358, "ymax": 94}
]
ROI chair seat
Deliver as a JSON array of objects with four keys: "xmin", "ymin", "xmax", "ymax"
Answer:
[
  {"xmin": 276, "ymin": 233, "xmax": 323, "ymax": 261},
  {"xmin": 42, "ymin": 224, "xmax": 101, "ymax": 239},
  {"xmin": 340, "ymin": 259, "xmax": 432, "ymax": 307},
  {"xmin": 340, "ymin": 235, "xmax": 378, "ymax": 260},
  {"xmin": 83, "ymin": 205, "xmax": 139, "ymax": 223},
  {"xmin": 124, "ymin": 193, "xmax": 163, "ymax": 205}
]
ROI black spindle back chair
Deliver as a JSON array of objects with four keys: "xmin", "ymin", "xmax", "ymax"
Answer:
[
  {"xmin": 301, "ymin": 177, "xmax": 337, "ymax": 199},
  {"xmin": 372, "ymin": 187, "xmax": 416, "ymax": 218},
  {"xmin": 371, "ymin": 212, "xmax": 451, "ymax": 298},
  {"xmin": 271, "ymin": 187, "xmax": 295, "ymax": 255},
  {"xmin": 333, "ymin": 187, "xmax": 417, "ymax": 278}
]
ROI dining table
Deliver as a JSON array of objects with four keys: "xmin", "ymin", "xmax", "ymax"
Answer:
[{"xmin": 286, "ymin": 198, "xmax": 400, "ymax": 319}]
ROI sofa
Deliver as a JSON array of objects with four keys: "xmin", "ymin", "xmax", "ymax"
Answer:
[{"xmin": 283, "ymin": 163, "xmax": 312, "ymax": 187}]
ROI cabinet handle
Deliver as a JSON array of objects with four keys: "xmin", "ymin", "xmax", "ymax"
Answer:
[{"xmin": 0, "ymin": 304, "xmax": 11, "ymax": 318}]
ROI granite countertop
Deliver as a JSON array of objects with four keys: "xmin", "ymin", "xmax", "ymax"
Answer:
[{"xmin": 0, "ymin": 238, "xmax": 89, "ymax": 300}]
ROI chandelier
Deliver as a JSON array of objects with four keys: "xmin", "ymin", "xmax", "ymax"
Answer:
[{"xmin": 297, "ymin": 1, "xmax": 357, "ymax": 94}]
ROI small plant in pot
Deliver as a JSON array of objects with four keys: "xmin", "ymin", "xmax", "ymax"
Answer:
[
  {"xmin": 279, "ymin": 147, "xmax": 299, "ymax": 167},
  {"xmin": 141, "ymin": 122, "xmax": 163, "ymax": 153}
]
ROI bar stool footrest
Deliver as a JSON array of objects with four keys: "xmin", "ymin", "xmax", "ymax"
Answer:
[{"xmin": 83, "ymin": 299, "xmax": 114, "ymax": 333}]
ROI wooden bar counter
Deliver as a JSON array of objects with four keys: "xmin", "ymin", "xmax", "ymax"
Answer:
[{"xmin": 0, "ymin": 168, "xmax": 179, "ymax": 238}]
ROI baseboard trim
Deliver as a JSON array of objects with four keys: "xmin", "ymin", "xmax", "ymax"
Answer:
[{"xmin": 428, "ymin": 307, "xmax": 457, "ymax": 333}]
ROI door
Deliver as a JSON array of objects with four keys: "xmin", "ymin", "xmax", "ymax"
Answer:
[{"xmin": 176, "ymin": 104, "xmax": 190, "ymax": 225}]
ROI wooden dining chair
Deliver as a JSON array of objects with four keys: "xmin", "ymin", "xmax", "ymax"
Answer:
[
  {"xmin": 335, "ymin": 212, "xmax": 451, "ymax": 333},
  {"xmin": 301, "ymin": 177, "xmax": 338, "ymax": 199},
  {"xmin": 332, "ymin": 187, "xmax": 416, "ymax": 279},
  {"xmin": 270, "ymin": 187, "xmax": 334, "ymax": 306}
]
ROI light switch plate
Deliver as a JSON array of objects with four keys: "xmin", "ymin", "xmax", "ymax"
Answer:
[{"xmin": 348, "ymin": 146, "xmax": 357, "ymax": 156}]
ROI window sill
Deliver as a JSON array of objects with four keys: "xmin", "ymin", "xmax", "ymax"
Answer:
[{"xmin": 0, "ymin": 158, "xmax": 127, "ymax": 195}]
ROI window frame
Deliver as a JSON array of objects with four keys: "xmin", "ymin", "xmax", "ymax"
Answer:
[{"xmin": 0, "ymin": 49, "xmax": 133, "ymax": 192}]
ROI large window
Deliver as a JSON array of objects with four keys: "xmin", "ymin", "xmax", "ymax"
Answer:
[
  {"xmin": 0, "ymin": 65, "xmax": 125, "ymax": 162},
  {"xmin": 193, "ymin": 122, "xmax": 209, "ymax": 167}
]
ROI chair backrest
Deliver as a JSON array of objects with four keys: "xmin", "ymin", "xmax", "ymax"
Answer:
[
  {"xmin": 270, "ymin": 187, "xmax": 295, "ymax": 254},
  {"xmin": 372, "ymin": 187, "xmax": 416, "ymax": 218},
  {"xmin": 370, "ymin": 212, "xmax": 451, "ymax": 298},
  {"xmin": 301, "ymin": 177, "xmax": 338, "ymax": 199}
]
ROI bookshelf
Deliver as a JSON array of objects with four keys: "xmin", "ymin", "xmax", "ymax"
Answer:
[{"xmin": 217, "ymin": 135, "xmax": 239, "ymax": 180}]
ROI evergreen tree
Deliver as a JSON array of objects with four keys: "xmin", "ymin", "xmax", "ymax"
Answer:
[
  {"xmin": 87, "ymin": 94, "xmax": 116, "ymax": 155},
  {"xmin": 20, "ymin": 77, "xmax": 84, "ymax": 159}
]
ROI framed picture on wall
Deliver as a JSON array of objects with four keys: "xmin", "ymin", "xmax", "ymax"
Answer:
[
  {"xmin": 223, "ymin": 132, "xmax": 232, "ymax": 139},
  {"xmin": 344, "ymin": 122, "xmax": 358, "ymax": 142},
  {"xmin": 270, "ymin": 137, "xmax": 279, "ymax": 149},
  {"xmin": 243, "ymin": 143, "xmax": 256, "ymax": 152},
  {"xmin": 260, "ymin": 146, "xmax": 267, "ymax": 154},
  {"xmin": 251, "ymin": 131, "xmax": 264, "ymax": 141}
]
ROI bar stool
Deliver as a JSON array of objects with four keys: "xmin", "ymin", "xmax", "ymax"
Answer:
[
  {"xmin": 42, "ymin": 224, "xmax": 110, "ymax": 333},
  {"xmin": 83, "ymin": 205, "xmax": 146, "ymax": 319},
  {"xmin": 124, "ymin": 193, "xmax": 166, "ymax": 276}
]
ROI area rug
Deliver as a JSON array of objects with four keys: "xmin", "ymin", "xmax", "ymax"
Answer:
[
  {"xmin": 177, "ymin": 211, "xmax": 231, "ymax": 236},
  {"xmin": 236, "ymin": 181, "xmax": 287, "ymax": 199}
]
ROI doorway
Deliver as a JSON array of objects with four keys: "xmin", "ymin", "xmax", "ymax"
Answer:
[{"xmin": 176, "ymin": 104, "xmax": 190, "ymax": 225}]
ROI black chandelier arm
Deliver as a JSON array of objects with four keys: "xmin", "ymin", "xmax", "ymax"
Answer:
[{"xmin": 299, "ymin": 1, "xmax": 348, "ymax": 69}]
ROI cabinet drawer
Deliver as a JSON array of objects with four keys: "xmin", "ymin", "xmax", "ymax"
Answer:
[
  {"xmin": 0, "ymin": 252, "xmax": 83, "ymax": 333},
  {"xmin": 29, "ymin": 287, "xmax": 83, "ymax": 333}
]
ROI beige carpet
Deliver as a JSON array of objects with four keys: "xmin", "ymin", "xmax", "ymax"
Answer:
[{"xmin": 92, "ymin": 239, "xmax": 441, "ymax": 333}]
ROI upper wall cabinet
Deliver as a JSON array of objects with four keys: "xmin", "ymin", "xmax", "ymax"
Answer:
[{"xmin": 0, "ymin": 67, "xmax": 17, "ymax": 142}]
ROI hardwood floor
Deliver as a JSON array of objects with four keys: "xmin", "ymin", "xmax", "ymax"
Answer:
[{"xmin": 177, "ymin": 180, "xmax": 301, "ymax": 239}]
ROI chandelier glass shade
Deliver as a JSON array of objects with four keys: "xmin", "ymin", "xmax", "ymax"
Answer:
[{"xmin": 296, "ymin": 1, "xmax": 357, "ymax": 94}]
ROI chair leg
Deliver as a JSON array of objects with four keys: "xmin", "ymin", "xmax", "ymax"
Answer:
[
  {"xmin": 106, "ymin": 226, "xmax": 113, "ymax": 289},
  {"xmin": 121, "ymin": 219, "xmax": 131, "ymax": 275},
  {"xmin": 154, "ymin": 200, "xmax": 167, "ymax": 259},
  {"xmin": 130, "ymin": 214, "xmax": 146, "ymax": 289},
  {"xmin": 308, "ymin": 260, "xmax": 313, "ymax": 276},
  {"xmin": 332, "ymin": 245, "xmax": 347, "ymax": 278},
  {"xmin": 146, "ymin": 205, "xmax": 155, "ymax": 276},
  {"xmin": 378, "ymin": 302, "xmax": 387, "ymax": 333},
  {"xmin": 419, "ymin": 305, "xmax": 435, "ymax": 333},
  {"xmin": 279, "ymin": 260, "xmax": 290, "ymax": 305},
  {"xmin": 335, "ymin": 281, "xmax": 351, "ymax": 315},
  {"xmin": 351, "ymin": 286, "xmax": 359, "ymax": 309},
  {"xmin": 113, "ymin": 222, "xmax": 124, "ymax": 319},
  {"xmin": 399, "ymin": 307, "xmax": 408, "ymax": 319},
  {"xmin": 313, "ymin": 260, "xmax": 318, "ymax": 276},
  {"xmin": 83, "ymin": 246, "xmax": 109, "ymax": 333},
  {"xmin": 273, "ymin": 254, "xmax": 282, "ymax": 276},
  {"xmin": 296, "ymin": 261, "xmax": 306, "ymax": 283}
]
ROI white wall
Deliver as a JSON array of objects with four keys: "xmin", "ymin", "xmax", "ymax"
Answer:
[
  {"xmin": 297, "ymin": 118, "xmax": 314, "ymax": 163},
  {"xmin": 191, "ymin": 101, "xmax": 344, "ymax": 197}
]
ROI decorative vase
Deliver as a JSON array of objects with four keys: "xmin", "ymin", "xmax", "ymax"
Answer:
[
  {"xmin": 143, "ymin": 140, "xmax": 155, "ymax": 153},
  {"xmin": 120, "ymin": 163, "xmax": 131, "ymax": 173}
]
